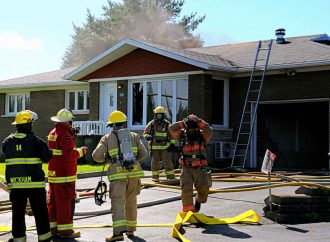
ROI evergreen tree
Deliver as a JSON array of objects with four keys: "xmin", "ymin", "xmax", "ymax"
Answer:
[{"xmin": 62, "ymin": 0, "xmax": 205, "ymax": 68}]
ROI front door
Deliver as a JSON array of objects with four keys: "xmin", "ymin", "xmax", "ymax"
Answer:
[{"xmin": 100, "ymin": 82, "xmax": 117, "ymax": 123}]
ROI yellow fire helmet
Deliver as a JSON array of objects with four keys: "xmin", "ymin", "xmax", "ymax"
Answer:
[
  {"xmin": 107, "ymin": 110, "xmax": 127, "ymax": 125},
  {"xmin": 11, "ymin": 111, "xmax": 33, "ymax": 125},
  {"xmin": 51, "ymin": 108, "xmax": 74, "ymax": 122},
  {"xmin": 153, "ymin": 106, "xmax": 166, "ymax": 114}
]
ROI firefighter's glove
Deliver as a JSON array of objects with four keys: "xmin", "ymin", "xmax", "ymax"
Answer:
[
  {"xmin": 187, "ymin": 114, "xmax": 200, "ymax": 123},
  {"xmin": 94, "ymin": 180, "xmax": 107, "ymax": 206},
  {"xmin": 123, "ymin": 159, "xmax": 135, "ymax": 171},
  {"xmin": 167, "ymin": 144, "xmax": 177, "ymax": 152},
  {"xmin": 81, "ymin": 146, "xmax": 88, "ymax": 155},
  {"xmin": 145, "ymin": 135, "xmax": 154, "ymax": 141}
]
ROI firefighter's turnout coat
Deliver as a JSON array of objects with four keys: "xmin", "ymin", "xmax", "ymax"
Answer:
[
  {"xmin": 143, "ymin": 119, "xmax": 175, "ymax": 180},
  {"xmin": 2, "ymin": 132, "xmax": 52, "ymax": 241},
  {"xmin": 169, "ymin": 119, "xmax": 212, "ymax": 212},
  {"xmin": 47, "ymin": 123, "xmax": 84, "ymax": 236},
  {"xmin": 92, "ymin": 129, "xmax": 148, "ymax": 235}
]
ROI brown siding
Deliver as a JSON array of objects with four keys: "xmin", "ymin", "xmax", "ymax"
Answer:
[
  {"xmin": 82, "ymin": 49, "xmax": 199, "ymax": 80},
  {"xmin": 230, "ymin": 70, "xmax": 330, "ymax": 140},
  {"xmin": 0, "ymin": 90, "xmax": 90, "ymax": 148},
  {"xmin": 0, "ymin": 94, "xmax": 15, "ymax": 149},
  {"xmin": 117, "ymin": 80, "xmax": 128, "ymax": 114},
  {"xmin": 89, "ymin": 82, "xmax": 99, "ymax": 120},
  {"xmin": 30, "ymin": 90, "xmax": 66, "ymax": 141},
  {"xmin": 188, "ymin": 74, "xmax": 212, "ymax": 123}
]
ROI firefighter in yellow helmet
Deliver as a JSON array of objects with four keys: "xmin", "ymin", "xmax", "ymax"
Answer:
[
  {"xmin": 2, "ymin": 111, "xmax": 52, "ymax": 242},
  {"xmin": 93, "ymin": 110, "xmax": 148, "ymax": 242},
  {"xmin": 143, "ymin": 106, "xmax": 175, "ymax": 182}
]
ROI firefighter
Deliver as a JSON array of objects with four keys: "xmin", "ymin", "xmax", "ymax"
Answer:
[
  {"xmin": 2, "ymin": 110, "xmax": 52, "ymax": 242},
  {"xmin": 92, "ymin": 110, "xmax": 148, "ymax": 242},
  {"xmin": 143, "ymin": 106, "xmax": 175, "ymax": 182},
  {"xmin": 47, "ymin": 108, "xmax": 88, "ymax": 238},
  {"xmin": 169, "ymin": 114, "xmax": 212, "ymax": 213}
]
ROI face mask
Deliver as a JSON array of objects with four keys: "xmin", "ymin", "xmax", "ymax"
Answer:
[{"xmin": 156, "ymin": 113, "xmax": 164, "ymax": 120}]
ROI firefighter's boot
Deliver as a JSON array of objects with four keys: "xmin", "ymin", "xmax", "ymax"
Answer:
[
  {"xmin": 152, "ymin": 175, "xmax": 160, "ymax": 182},
  {"xmin": 126, "ymin": 231, "xmax": 134, "ymax": 238},
  {"xmin": 195, "ymin": 200, "xmax": 201, "ymax": 213},
  {"xmin": 105, "ymin": 232, "xmax": 124, "ymax": 242}
]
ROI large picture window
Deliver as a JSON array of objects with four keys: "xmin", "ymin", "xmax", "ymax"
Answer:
[
  {"xmin": 129, "ymin": 79, "xmax": 188, "ymax": 127},
  {"xmin": 67, "ymin": 90, "xmax": 89, "ymax": 113},
  {"xmin": 6, "ymin": 93, "xmax": 30, "ymax": 115}
]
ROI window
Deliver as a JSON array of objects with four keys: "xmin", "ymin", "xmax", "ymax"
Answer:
[
  {"xmin": 6, "ymin": 93, "xmax": 30, "ymax": 115},
  {"xmin": 211, "ymin": 77, "xmax": 229, "ymax": 127},
  {"xmin": 129, "ymin": 79, "xmax": 188, "ymax": 127},
  {"xmin": 67, "ymin": 90, "xmax": 89, "ymax": 112}
]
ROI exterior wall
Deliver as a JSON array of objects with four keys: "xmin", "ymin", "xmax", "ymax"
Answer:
[
  {"xmin": 82, "ymin": 49, "xmax": 199, "ymax": 80},
  {"xmin": 0, "ymin": 94, "xmax": 14, "ymax": 151},
  {"xmin": 188, "ymin": 74, "xmax": 212, "ymax": 123},
  {"xmin": 230, "ymin": 70, "xmax": 330, "ymax": 168},
  {"xmin": 230, "ymin": 70, "xmax": 330, "ymax": 139},
  {"xmin": 89, "ymin": 82, "xmax": 100, "ymax": 120},
  {"xmin": 0, "ymin": 90, "xmax": 89, "ymax": 159}
]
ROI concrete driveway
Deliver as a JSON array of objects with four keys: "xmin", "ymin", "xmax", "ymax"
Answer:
[{"xmin": 0, "ymin": 172, "xmax": 329, "ymax": 242}]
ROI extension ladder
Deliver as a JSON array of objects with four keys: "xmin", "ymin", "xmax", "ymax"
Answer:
[{"xmin": 231, "ymin": 39, "xmax": 273, "ymax": 169}]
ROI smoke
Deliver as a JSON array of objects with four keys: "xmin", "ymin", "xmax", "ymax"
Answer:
[{"xmin": 111, "ymin": 4, "xmax": 203, "ymax": 49}]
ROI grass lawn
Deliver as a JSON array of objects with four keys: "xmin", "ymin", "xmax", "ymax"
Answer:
[{"xmin": 0, "ymin": 163, "xmax": 109, "ymax": 181}]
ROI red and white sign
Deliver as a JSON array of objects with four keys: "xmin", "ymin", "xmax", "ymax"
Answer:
[{"xmin": 261, "ymin": 149, "xmax": 276, "ymax": 174}]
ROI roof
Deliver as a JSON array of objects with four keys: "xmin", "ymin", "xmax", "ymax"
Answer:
[
  {"xmin": 66, "ymin": 34, "xmax": 330, "ymax": 80},
  {"xmin": 188, "ymin": 34, "xmax": 330, "ymax": 70},
  {"xmin": 64, "ymin": 39, "xmax": 236, "ymax": 80},
  {"xmin": 0, "ymin": 67, "xmax": 84, "ymax": 90}
]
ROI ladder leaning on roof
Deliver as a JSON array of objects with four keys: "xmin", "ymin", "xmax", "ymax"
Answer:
[{"xmin": 231, "ymin": 39, "xmax": 273, "ymax": 169}]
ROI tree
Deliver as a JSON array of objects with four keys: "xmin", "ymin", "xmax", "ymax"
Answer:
[{"xmin": 62, "ymin": 0, "xmax": 205, "ymax": 68}]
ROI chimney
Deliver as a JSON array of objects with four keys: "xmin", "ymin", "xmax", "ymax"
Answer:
[{"xmin": 275, "ymin": 28, "xmax": 286, "ymax": 44}]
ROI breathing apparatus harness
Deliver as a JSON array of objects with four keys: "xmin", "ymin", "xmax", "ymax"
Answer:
[
  {"xmin": 179, "ymin": 117, "xmax": 205, "ymax": 165},
  {"xmin": 113, "ymin": 129, "xmax": 136, "ymax": 171},
  {"xmin": 94, "ymin": 162, "xmax": 107, "ymax": 206}
]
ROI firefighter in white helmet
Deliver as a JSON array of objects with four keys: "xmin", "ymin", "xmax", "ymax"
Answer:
[
  {"xmin": 93, "ymin": 110, "xmax": 148, "ymax": 242},
  {"xmin": 143, "ymin": 106, "xmax": 176, "ymax": 182},
  {"xmin": 47, "ymin": 108, "xmax": 88, "ymax": 238}
]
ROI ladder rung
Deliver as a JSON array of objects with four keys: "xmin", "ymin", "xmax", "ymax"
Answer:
[
  {"xmin": 240, "ymin": 133, "xmax": 250, "ymax": 135},
  {"xmin": 252, "ymin": 79, "xmax": 262, "ymax": 82},
  {"xmin": 242, "ymin": 121, "xmax": 251, "ymax": 124},
  {"xmin": 257, "ymin": 58, "xmax": 267, "ymax": 60},
  {"xmin": 235, "ymin": 154, "xmax": 245, "ymax": 157},
  {"xmin": 260, "ymin": 48, "xmax": 269, "ymax": 50},
  {"xmin": 237, "ymin": 143, "xmax": 248, "ymax": 146},
  {"xmin": 250, "ymin": 89, "xmax": 259, "ymax": 92}
]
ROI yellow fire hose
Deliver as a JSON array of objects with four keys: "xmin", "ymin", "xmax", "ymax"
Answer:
[
  {"xmin": 0, "ymin": 210, "xmax": 259, "ymax": 242},
  {"xmin": 142, "ymin": 181, "xmax": 330, "ymax": 193}
]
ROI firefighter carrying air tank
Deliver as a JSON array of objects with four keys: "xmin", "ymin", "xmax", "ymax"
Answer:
[{"xmin": 143, "ymin": 106, "xmax": 176, "ymax": 182}]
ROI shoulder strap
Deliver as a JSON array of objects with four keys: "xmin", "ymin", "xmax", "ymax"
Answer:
[{"xmin": 113, "ymin": 131, "xmax": 121, "ymax": 157}]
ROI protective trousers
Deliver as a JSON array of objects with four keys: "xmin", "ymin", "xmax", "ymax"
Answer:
[
  {"xmin": 180, "ymin": 166, "xmax": 210, "ymax": 212},
  {"xmin": 10, "ymin": 188, "xmax": 51, "ymax": 242},
  {"xmin": 48, "ymin": 182, "xmax": 75, "ymax": 236},
  {"xmin": 110, "ymin": 178, "xmax": 140, "ymax": 235},
  {"xmin": 151, "ymin": 150, "xmax": 175, "ymax": 180}
]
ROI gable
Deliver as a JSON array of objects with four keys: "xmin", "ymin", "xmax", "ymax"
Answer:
[{"xmin": 81, "ymin": 49, "xmax": 200, "ymax": 80}]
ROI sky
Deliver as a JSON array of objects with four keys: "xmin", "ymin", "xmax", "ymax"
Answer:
[{"xmin": 0, "ymin": 0, "xmax": 329, "ymax": 80}]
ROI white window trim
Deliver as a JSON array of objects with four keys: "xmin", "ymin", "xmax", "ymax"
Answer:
[
  {"xmin": 128, "ymin": 78, "xmax": 188, "ymax": 129},
  {"xmin": 4, "ymin": 92, "xmax": 30, "ymax": 117},
  {"xmin": 65, "ymin": 89, "xmax": 89, "ymax": 115}
]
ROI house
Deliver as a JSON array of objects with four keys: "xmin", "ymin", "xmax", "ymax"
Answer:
[
  {"xmin": 0, "ymin": 68, "xmax": 92, "ymax": 150},
  {"xmin": 2, "ymin": 31, "xmax": 330, "ymax": 170}
]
